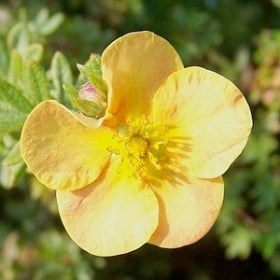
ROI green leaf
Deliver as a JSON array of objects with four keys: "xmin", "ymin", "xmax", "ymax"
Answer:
[
  {"xmin": 2, "ymin": 133, "xmax": 18, "ymax": 149},
  {"xmin": 272, "ymin": 0, "xmax": 280, "ymax": 8},
  {"xmin": 8, "ymin": 50, "xmax": 23, "ymax": 87},
  {"xmin": 25, "ymin": 43, "xmax": 44, "ymax": 61},
  {"xmin": 63, "ymin": 84, "xmax": 77, "ymax": 97},
  {"xmin": 50, "ymin": 52, "xmax": 73, "ymax": 105},
  {"xmin": 0, "ymin": 39, "xmax": 8, "ymax": 77},
  {"xmin": 0, "ymin": 160, "xmax": 26, "ymax": 189},
  {"xmin": 0, "ymin": 103, "xmax": 27, "ymax": 132},
  {"xmin": 77, "ymin": 55, "xmax": 107, "ymax": 97},
  {"xmin": 35, "ymin": 8, "xmax": 49, "ymax": 25},
  {"xmin": 0, "ymin": 136, "xmax": 5, "ymax": 157},
  {"xmin": 24, "ymin": 60, "xmax": 51, "ymax": 106},
  {"xmin": 33, "ymin": 8, "xmax": 64, "ymax": 36},
  {"xmin": 0, "ymin": 77, "xmax": 32, "ymax": 113},
  {"xmin": 77, "ymin": 64, "xmax": 107, "ymax": 97},
  {"xmin": 222, "ymin": 226, "xmax": 255, "ymax": 259},
  {"xmin": 2, "ymin": 141, "xmax": 22, "ymax": 166},
  {"xmin": 86, "ymin": 54, "xmax": 102, "ymax": 76},
  {"xmin": 40, "ymin": 12, "xmax": 64, "ymax": 36},
  {"xmin": 0, "ymin": 76, "xmax": 29, "ymax": 131},
  {"xmin": 7, "ymin": 22, "xmax": 31, "ymax": 53}
]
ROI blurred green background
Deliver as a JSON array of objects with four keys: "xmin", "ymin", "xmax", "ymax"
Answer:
[{"xmin": 0, "ymin": 0, "xmax": 280, "ymax": 279}]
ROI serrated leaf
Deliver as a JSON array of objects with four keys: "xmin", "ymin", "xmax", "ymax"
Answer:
[
  {"xmin": 24, "ymin": 60, "xmax": 51, "ymax": 106},
  {"xmin": 2, "ymin": 141, "xmax": 22, "ymax": 166},
  {"xmin": 0, "ymin": 78, "xmax": 32, "ymax": 113},
  {"xmin": 8, "ymin": 50, "xmax": 23, "ymax": 87},
  {"xmin": 50, "ymin": 51, "xmax": 73, "ymax": 105},
  {"xmin": 0, "ymin": 102, "xmax": 27, "ymax": 132}
]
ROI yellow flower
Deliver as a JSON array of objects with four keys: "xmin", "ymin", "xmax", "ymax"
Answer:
[{"xmin": 20, "ymin": 31, "xmax": 252, "ymax": 257}]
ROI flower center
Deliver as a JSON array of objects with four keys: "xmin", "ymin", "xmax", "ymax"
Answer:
[
  {"xmin": 126, "ymin": 136, "xmax": 148, "ymax": 158},
  {"xmin": 123, "ymin": 135, "xmax": 149, "ymax": 175},
  {"xmin": 108, "ymin": 117, "xmax": 169, "ymax": 178}
]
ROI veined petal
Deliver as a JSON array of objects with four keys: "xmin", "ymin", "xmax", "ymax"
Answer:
[
  {"xmin": 151, "ymin": 66, "xmax": 252, "ymax": 178},
  {"xmin": 56, "ymin": 157, "xmax": 159, "ymax": 257},
  {"xmin": 20, "ymin": 100, "xmax": 113, "ymax": 190},
  {"xmin": 149, "ymin": 175, "xmax": 224, "ymax": 248},
  {"xmin": 102, "ymin": 31, "xmax": 183, "ymax": 122}
]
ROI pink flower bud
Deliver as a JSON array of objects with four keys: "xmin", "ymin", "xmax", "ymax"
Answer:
[
  {"xmin": 78, "ymin": 82, "xmax": 101, "ymax": 102},
  {"xmin": 77, "ymin": 82, "xmax": 107, "ymax": 118}
]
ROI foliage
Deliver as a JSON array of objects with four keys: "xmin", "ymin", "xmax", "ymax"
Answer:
[{"xmin": 0, "ymin": 0, "xmax": 279, "ymax": 279}]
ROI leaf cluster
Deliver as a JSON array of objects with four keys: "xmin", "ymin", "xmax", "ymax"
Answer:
[{"xmin": 0, "ymin": 8, "xmax": 72, "ymax": 188}]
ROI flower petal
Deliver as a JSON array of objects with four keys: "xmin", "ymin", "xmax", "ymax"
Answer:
[
  {"xmin": 102, "ymin": 31, "xmax": 183, "ymax": 121},
  {"xmin": 151, "ymin": 66, "xmax": 252, "ymax": 178},
  {"xmin": 149, "ymin": 175, "xmax": 224, "ymax": 248},
  {"xmin": 20, "ymin": 100, "xmax": 113, "ymax": 190},
  {"xmin": 56, "ymin": 157, "xmax": 159, "ymax": 257}
]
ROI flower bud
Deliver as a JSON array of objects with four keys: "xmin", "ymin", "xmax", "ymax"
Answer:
[{"xmin": 77, "ymin": 82, "xmax": 107, "ymax": 118}]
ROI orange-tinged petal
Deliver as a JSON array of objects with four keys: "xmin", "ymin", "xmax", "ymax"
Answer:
[
  {"xmin": 20, "ymin": 100, "xmax": 113, "ymax": 190},
  {"xmin": 149, "ymin": 175, "xmax": 224, "ymax": 248},
  {"xmin": 102, "ymin": 31, "xmax": 183, "ymax": 122},
  {"xmin": 56, "ymin": 157, "xmax": 159, "ymax": 257},
  {"xmin": 151, "ymin": 66, "xmax": 252, "ymax": 178}
]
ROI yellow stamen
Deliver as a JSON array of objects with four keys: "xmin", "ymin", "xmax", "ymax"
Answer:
[
  {"xmin": 108, "ymin": 117, "xmax": 171, "ymax": 178},
  {"xmin": 126, "ymin": 136, "xmax": 148, "ymax": 158}
]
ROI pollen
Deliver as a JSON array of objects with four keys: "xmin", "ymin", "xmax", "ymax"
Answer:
[
  {"xmin": 126, "ymin": 136, "xmax": 148, "ymax": 158},
  {"xmin": 109, "ymin": 117, "xmax": 170, "ymax": 178}
]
